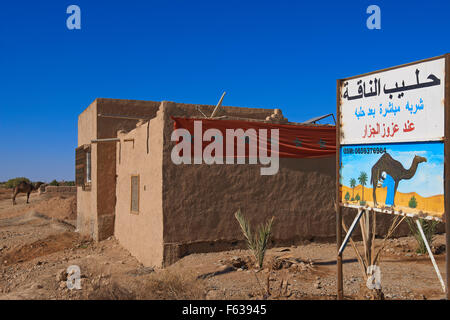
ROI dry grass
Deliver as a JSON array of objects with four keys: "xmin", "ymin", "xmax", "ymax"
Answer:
[
  {"xmin": 88, "ymin": 270, "xmax": 207, "ymax": 300},
  {"xmin": 0, "ymin": 188, "xmax": 12, "ymax": 201},
  {"xmin": 137, "ymin": 270, "xmax": 207, "ymax": 299},
  {"xmin": 88, "ymin": 282, "xmax": 137, "ymax": 300},
  {"xmin": 342, "ymin": 212, "xmax": 406, "ymax": 300}
]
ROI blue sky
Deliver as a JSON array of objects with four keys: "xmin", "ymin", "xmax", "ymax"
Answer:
[
  {"xmin": 340, "ymin": 142, "xmax": 444, "ymax": 197},
  {"xmin": 0, "ymin": 0, "xmax": 449, "ymax": 181}
]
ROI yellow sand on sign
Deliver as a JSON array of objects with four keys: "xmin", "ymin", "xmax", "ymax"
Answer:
[{"xmin": 341, "ymin": 185, "xmax": 444, "ymax": 218}]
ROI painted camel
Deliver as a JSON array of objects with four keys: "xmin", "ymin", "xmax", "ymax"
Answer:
[{"xmin": 370, "ymin": 153, "xmax": 427, "ymax": 206}]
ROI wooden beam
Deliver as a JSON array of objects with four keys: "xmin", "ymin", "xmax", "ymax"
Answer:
[{"xmin": 210, "ymin": 92, "xmax": 226, "ymax": 118}]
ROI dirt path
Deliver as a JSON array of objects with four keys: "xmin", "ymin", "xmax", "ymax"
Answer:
[{"xmin": 0, "ymin": 190, "xmax": 447, "ymax": 300}]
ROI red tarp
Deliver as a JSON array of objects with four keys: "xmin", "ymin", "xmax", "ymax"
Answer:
[{"xmin": 172, "ymin": 117, "xmax": 336, "ymax": 159}]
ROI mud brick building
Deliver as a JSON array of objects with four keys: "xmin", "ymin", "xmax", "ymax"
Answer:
[{"xmin": 76, "ymin": 98, "xmax": 412, "ymax": 268}]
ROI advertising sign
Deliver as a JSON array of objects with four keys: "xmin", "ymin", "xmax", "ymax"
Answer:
[
  {"xmin": 340, "ymin": 142, "xmax": 444, "ymax": 219},
  {"xmin": 338, "ymin": 56, "xmax": 447, "ymax": 220},
  {"xmin": 340, "ymin": 58, "xmax": 445, "ymax": 145}
]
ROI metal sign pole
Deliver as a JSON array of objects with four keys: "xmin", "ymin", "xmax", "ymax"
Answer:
[
  {"xmin": 339, "ymin": 209, "xmax": 364, "ymax": 255},
  {"xmin": 336, "ymin": 79, "xmax": 344, "ymax": 300},
  {"xmin": 415, "ymin": 219, "xmax": 446, "ymax": 293},
  {"xmin": 445, "ymin": 54, "xmax": 450, "ymax": 300}
]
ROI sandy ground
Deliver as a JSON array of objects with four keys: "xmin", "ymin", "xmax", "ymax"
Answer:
[{"xmin": 0, "ymin": 188, "xmax": 447, "ymax": 300}]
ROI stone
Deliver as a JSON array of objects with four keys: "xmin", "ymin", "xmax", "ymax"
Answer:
[
  {"xmin": 206, "ymin": 290, "xmax": 221, "ymax": 300},
  {"xmin": 56, "ymin": 269, "xmax": 68, "ymax": 282},
  {"xmin": 32, "ymin": 283, "xmax": 44, "ymax": 290}
]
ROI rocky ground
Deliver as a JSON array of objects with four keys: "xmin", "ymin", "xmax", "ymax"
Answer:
[{"xmin": 0, "ymin": 189, "xmax": 447, "ymax": 300}]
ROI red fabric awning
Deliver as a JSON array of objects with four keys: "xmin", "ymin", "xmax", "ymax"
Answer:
[{"xmin": 171, "ymin": 117, "xmax": 336, "ymax": 159}]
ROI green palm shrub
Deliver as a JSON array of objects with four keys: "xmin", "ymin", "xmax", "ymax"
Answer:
[
  {"xmin": 406, "ymin": 218, "xmax": 439, "ymax": 254},
  {"xmin": 234, "ymin": 209, "xmax": 274, "ymax": 269}
]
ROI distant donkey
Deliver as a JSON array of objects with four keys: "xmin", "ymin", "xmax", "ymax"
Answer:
[{"xmin": 12, "ymin": 181, "xmax": 45, "ymax": 205}]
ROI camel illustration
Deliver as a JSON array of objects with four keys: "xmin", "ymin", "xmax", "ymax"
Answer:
[
  {"xmin": 12, "ymin": 181, "xmax": 44, "ymax": 205},
  {"xmin": 371, "ymin": 153, "xmax": 427, "ymax": 206}
]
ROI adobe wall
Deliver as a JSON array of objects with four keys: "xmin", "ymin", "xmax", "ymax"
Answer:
[
  {"xmin": 95, "ymin": 98, "xmax": 161, "ymax": 240},
  {"xmin": 43, "ymin": 186, "xmax": 77, "ymax": 193},
  {"xmin": 159, "ymin": 101, "xmax": 414, "ymax": 265},
  {"xmin": 167, "ymin": 100, "xmax": 276, "ymax": 121},
  {"xmin": 114, "ymin": 109, "xmax": 165, "ymax": 267},
  {"xmin": 77, "ymin": 100, "xmax": 98, "ymax": 239},
  {"xmin": 112, "ymin": 100, "xmax": 278, "ymax": 267}
]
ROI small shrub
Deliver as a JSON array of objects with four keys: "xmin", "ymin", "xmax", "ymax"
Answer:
[
  {"xmin": 351, "ymin": 197, "xmax": 355, "ymax": 201},
  {"xmin": 235, "ymin": 209, "xmax": 274, "ymax": 269},
  {"xmin": 355, "ymin": 194, "xmax": 360, "ymax": 201},
  {"xmin": 5, "ymin": 177, "xmax": 30, "ymax": 189},
  {"xmin": 88, "ymin": 282, "xmax": 137, "ymax": 300},
  {"xmin": 360, "ymin": 200, "xmax": 366, "ymax": 206},
  {"xmin": 58, "ymin": 181, "xmax": 75, "ymax": 186},
  {"xmin": 344, "ymin": 192, "xmax": 350, "ymax": 201},
  {"xmin": 408, "ymin": 196, "xmax": 418, "ymax": 208},
  {"xmin": 139, "ymin": 270, "xmax": 206, "ymax": 300},
  {"xmin": 406, "ymin": 218, "xmax": 440, "ymax": 254},
  {"xmin": 88, "ymin": 271, "xmax": 207, "ymax": 300},
  {"xmin": 49, "ymin": 179, "xmax": 59, "ymax": 186}
]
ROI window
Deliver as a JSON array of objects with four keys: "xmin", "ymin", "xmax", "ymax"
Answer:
[
  {"xmin": 86, "ymin": 150, "xmax": 91, "ymax": 183},
  {"xmin": 75, "ymin": 144, "xmax": 91, "ymax": 191},
  {"xmin": 131, "ymin": 175, "xmax": 139, "ymax": 213}
]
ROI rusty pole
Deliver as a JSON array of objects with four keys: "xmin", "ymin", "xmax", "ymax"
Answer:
[
  {"xmin": 445, "ymin": 53, "xmax": 450, "ymax": 300},
  {"xmin": 336, "ymin": 79, "xmax": 344, "ymax": 300}
]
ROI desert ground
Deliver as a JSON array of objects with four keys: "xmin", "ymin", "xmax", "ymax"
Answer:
[{"xmin": 0, "ymin": 188, "xmax": 447, "ymax": 300}]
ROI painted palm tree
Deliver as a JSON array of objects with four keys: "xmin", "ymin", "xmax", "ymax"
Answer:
[
  {"xmin": 350, "ymin": 178, "xmax": 356, "ymax": 199},
  {"xmin": 358, "ymin": 172, "xmax": 368, "ymax": 202}
]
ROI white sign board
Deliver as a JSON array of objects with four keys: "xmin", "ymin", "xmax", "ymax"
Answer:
[{"xmin": 340, "ymin": 58, "xmax": 445, "ymax": 145}]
